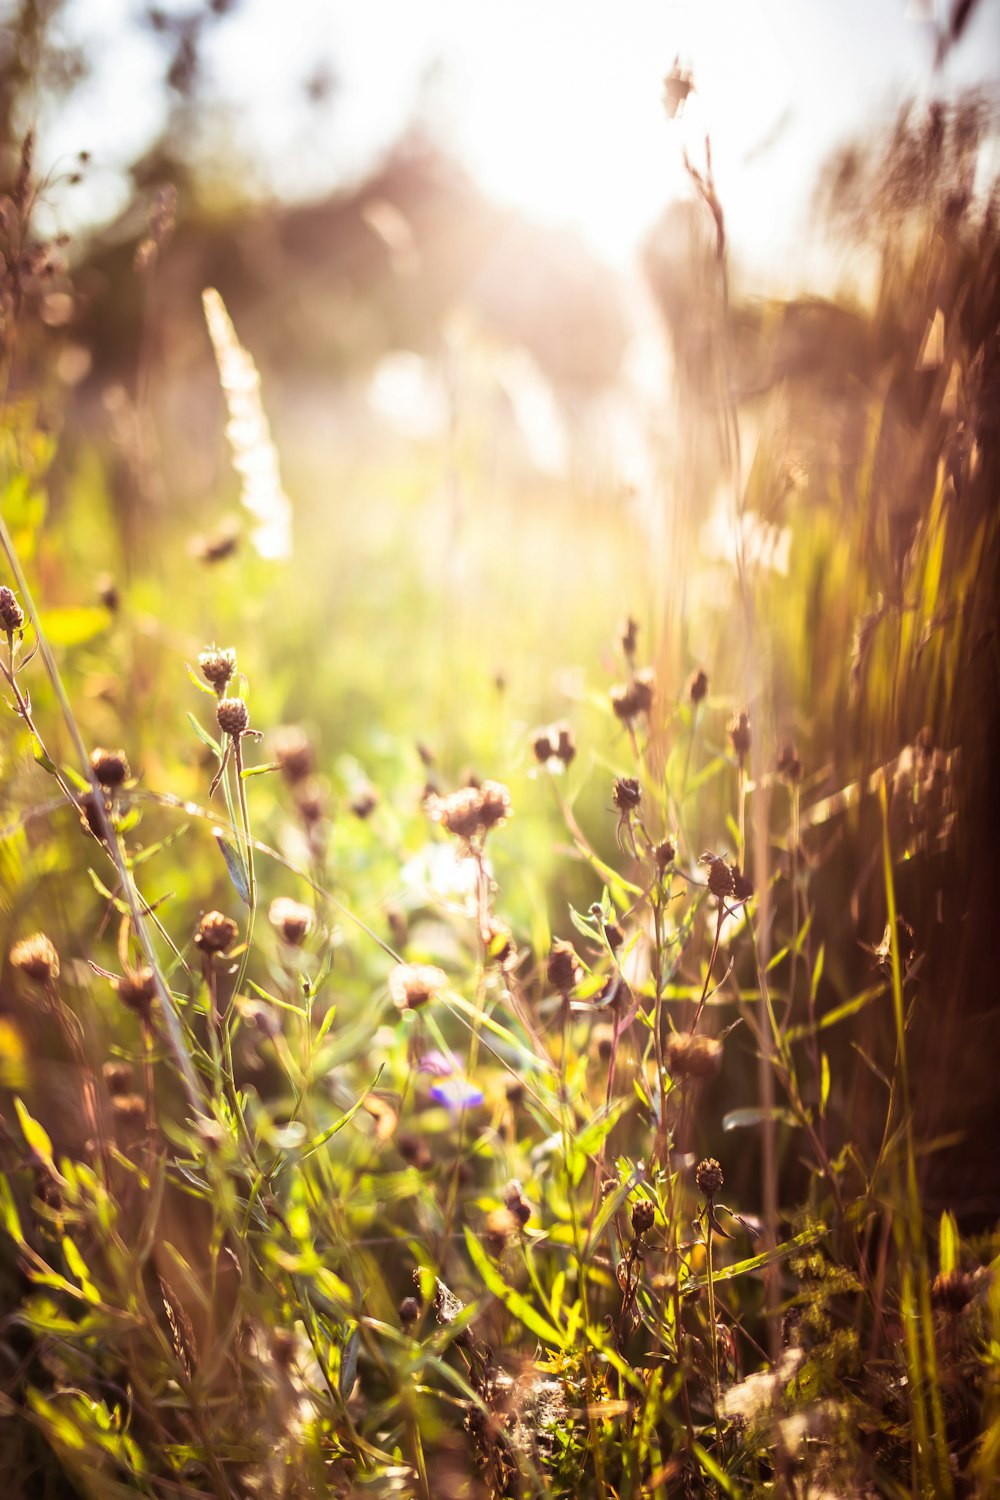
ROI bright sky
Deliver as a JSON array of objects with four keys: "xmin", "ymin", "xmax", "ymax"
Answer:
[{"xmin": 42, "ymin": 0, "xmax": 1000, "ymax": 279}]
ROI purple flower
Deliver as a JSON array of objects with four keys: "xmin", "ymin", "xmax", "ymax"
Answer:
[
  {"xmin": 430, "ymin": 1077, "xmax": 484, "ymax": 1111},
  {"xmin": 417, "ymin": 1049, "xmax": 459, "ymax": 1079}
]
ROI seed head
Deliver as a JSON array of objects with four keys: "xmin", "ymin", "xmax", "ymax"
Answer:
[
  {"xmin": 554, "ymin": 722, "xmax": 576, "ymax": 765},
  {"xmin": 478, "ymin": 780, "xmax": 513, "ymax": 831},
  {"xmin": 111, "ymin": 1093, "xmax": 146, "ymax": 1123},
  {"xmin": 96, "ymin": 574, "xmax": 119, "ymax": 612},
  {"xmin": 689, "ymin": 668, "xmax": 708, "ymax": 705},
  {"xmin": 483, "ymin": 1206, "xmax": 521, "ymax": 1255},
  {"xmin": 102, "ymin": 1061, "xmax": 133, "ymax": 1096},
  {"xmin": 389, "ymin": 962, "xmax": 447, "ymax": 1012},
  {"xmin": 547, "ymin": 939, "xmax": 582, "ymax": 997},
  {"xmin": 931, "ymin": 1269, "xmax": 975, "ymax": 1315},
  {"xmin": 696, "ymin": 1157, "xmax": 724, "ymax": 1198},
  {"xmin": 198, "ymin": 645, "xmax": 237, "ymax": 694},
  {"xmin": 503, "ymin": 1180, "xmax": 532, "ymax": 1227},
  {"xmin": 90, "ymin": 747, "xmax": 129, "ymax": 788},
  {"xmin": 217, "ymin": 697, "xmax": 249, "ymax": 738},
  {"xmin": 294, "ymin": 779, "xmax": 326, "ymax": 825},
  {"xmin": 732, "ymin": 867, "xmax": 754, "ymax": 902},
  {"xmin": 604, "ymin": 918, "xmax": 625, "ymax": 951},
  {"xmin": 399, "ymin": 1295, "xmax": 421, "ymax": 1327},
  {"xmin": 620, "ymin": 614, "xmax": 639, "ymax": 662},
  {"xmin": 654, "ymin": 838, "xmax": 676, "ymax": 873},
  {"xmin": 532, "ymin": 728, "xmax": 554, "ymax": 764},
  {"xmin": 268, "ymin": 897, "xmax": 313, "ymax": 946},
  {"xmin": 613, "ymin": 776, "xmax": 642, "ymax": 811},
  {"xmin": 702, "ymin": 853, "xmax": 735, "ymax": 900},
  {"xmin": 113, "ymin": 967, "xmax": 157, "ymax": 1016},
  {"xmin": 397, "ymin": 1131, "xmax": 433, "ymax": 1170},
  {"xmin": 349, "ymin": 781, "xmax": 379, "ymax": 819},
  {"xmin": 9, "ymin": 932, "xmax": 59, "ymax": 983},
  {"xmin": 273, "ymin": 725, "xmax": 315, "ymax": 782},
  {"xmin": 777, "ymin": 743, "xmax": 802, "ymax": 784},
  {"xmin": 729, "ymin": 710, "xmax": 751, "ymax": 761},
  {"xmin": 666, "ymin": 1032, "xmax": 722, "ymax": 1080},
  {"xmin": 195, "ymin": 910, "xmax": 239, "ymax": 955},
  {"xmin": 632, "ymin": 667, "xmax": 656, "ymax": 716},
  {"xmin": 631, "ymin": 1199, "xmax": 656, "ymax": 1237},
  {"xmin": 0, "ymin": 585, "xmax": 24, "ymax": 634},
  {"xmin": 429, "ymin": 781, "xmax": 512, "ymax": 843},
  {"xmin": 591, "ymin": 1022, "xmax": 615, "ymax": 1061}
]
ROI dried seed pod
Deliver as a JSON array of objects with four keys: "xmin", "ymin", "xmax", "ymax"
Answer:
[
  {"xmin": 483, "ymin": 1206, "xmax": 520, "ymax": 1255},
  {"xmin": 9, "ymin": 932, "xmax": 59, "ymax": 983},
  {"xmin": 217, "ymin": 697, "xmax": 249, "ymax": 737},
  {"xmin": 268, "ymin": 897, "xmax": 313, "ymax": 946},
  {"xmin": 631, "ymin": 1199, "xmax": 656, "ymax": 1237},
  {"xmin": 702, "ymin": 853, "xmax": 735, "ymax": 900},
  {"xmin": 547, "ymin": 940, "xmax": 582, "ymax": 997},
  {"xmin": 689, "ymin": 668, "xmax": 708, "ymax": 704},
  {"xmin": 554, "ymin": 722, "xmax": 576, "ymax": 765},
  {"xmin": 696, "ymin": 1157, "xmax": 724, "ymax": 1198},
  {"xmin": 654, "ymin": 838, "xmax": 676, "ymax": 873},
  {"xmin": 349, "ymin": 781, "xmax": 379, "ymax": 819},
  {"xmin": 198, "ymin": 645, "xmax": 237, "ymax": 694},
  {"xmin": 90, "ymin": 747, "xmax": 129, "ymax": 788},
  {"xmin": 388, "ymin": 963, "xmax": 446, "ymax": 1012},
  {"xmin": 195, "ymin": 911, "xmax": 239, "ymax": 955},
  {"xmin": 666, "ymin": 1032, "xmax": 723, "ymax": 1080},
  {"xmin": 532, "ymin": 728, "xmax": 555, "ymax": 763},
  {"xmin": 273, "ymin": 725, "xmax": 315, "ymax": 782},
  {"xmin": 729, "ymin": 710, "xmax": 751, "ymax": 761},
  {"xmin": 613, "ymin": 776, "xmax": 642, "ymax": 811},
  {"xmin": 503, "ymin": 1180, "xmax": 532, "ymax": 1227},
  {"xmin": 114, "ymin": 967, "xmax": 157, "ymax": 1017},
  {"xmin": 0, "ymin": 585, "xmax": 24, "ymax": 633}
]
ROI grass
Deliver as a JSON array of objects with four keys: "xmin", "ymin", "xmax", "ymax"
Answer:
[{"xmin": 0, "ymin": 96, "xmax": 998, "ymax": 1499}]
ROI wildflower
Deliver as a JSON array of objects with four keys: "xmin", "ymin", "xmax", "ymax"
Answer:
[
  {"xmin": 113, "ymin": 967, "xmax": 157, "ymax": 1017},
  {"xmin": 613, "ymin": 776, "xmax": 642, "ymax": 812},
  {"xmin": 631, "ymin": 1199, "xmax": 656, "ymax": 1237},
  {"xmin": 430, "ymin": 1076, "xmax": 484, "ymax": 1111},
  {"xmin": 547, "ymin": 939, "xmax": 582, "ymax": 997},
  {"xmin": 666, "ymin": 1032, "xmax": 722, "ymax": 1080},
  {"xmin": 696, "ymin": 1157, "xmax": 724, "ymax": 1198},
  {"xmin": 701, "ymin": 852, "xmax": 735, "ymax": 900},
  {"xmin": 729, "ymin": 710, "xmax": 751, "ymax": 762},
  {"xmin": 484, "ymin": 1206, "xmax": 520, "ymax": 1255},
  {"xmin": 9, "ymin": 932, "xmax": 59, "ymax": 983},
  {"xmin": 89, "ymin": 747, "xmax": 129, "ymax": 788},
  {"xmin": 777, "ymin": 743, "xmax": 802, "ymax": 784},
  {"xmin": 428, "ymin": 780, "xmax": 512, "ymax": 843},
  {"xmin": 689, "ymin": 668, "xmax": 708, "ymax": 704},
  {"xmin": 611, "ymin": 673, "xmax": 655, "ymax": 723},
  {"xmin": 273, "ymin": 725, "xmax": 315, "ymax": 782},
  {"xmin": 0, "ymin": 585, "xmax": 24, "ymax": 634},
  {"xmin": 389, "ymin": 963, "xmax": 447, "ymax": 1012},
  {"xmin": 217, "ymin": 696, "xmax": 250, "ymax": 738},
  {"xmin": 198, "ymin": 645, "xmax": 237, "ymax": 694},
  {"xmin": 194, "ymin": 910, "xmax": 239, "ymax": 956},
  {"xmin": 654, "ymin": 838, "xmax": 676, "ymax": 873},
  {"xmin": 268, "ymin": 897, "xmax": 313, "ymax": 946}
]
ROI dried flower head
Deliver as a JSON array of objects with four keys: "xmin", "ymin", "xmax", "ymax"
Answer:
[
  {"xmin": 666, "ymin": 1032, "xmax": 723, "ymax": 1080},
  {"xmin": 604, "ymin": 918, "xmax": 625, "ymax": 951},
  {"xmin": 102, "ymin": 1061, "xmax": 133, "ymax": 1096},
  {"xmin": 729, "ymin": 710, "xmax": 751, "ymax": 761},
  {"xmin": 428, "ymin": 781, "xmax": 512, "ymax": 843},
  {"xmin": 503, "ymin": 1180, "xmax": 532, "ymax": 1227},
  {"xmin": 532, "ymin": 728, "xmax": 554, "ymax": 764},
  {"xmin": 547, "ymin": 939, "xmax": 582, "ymax": 997},
  {"xmin": 194, "ymin": 911, "xmax": 239, "ymax": 956},
  {"xmin": 217, "ymin": 697, "xmax": 250, "ymax": 738},
  {"xmin": 294, "ymin": 779, "xmax": 326, "ymax": 825},
  {"xmin": 9, "ymin": 932, "xmax": 59, "ymax": 983},
  {"xmin": 198, "ymin": 645, "xmax": 237, "ymax": 694},
  {"xmin": 702, "ymin": 852, "xmax": 736, "ymax": 900},
  {"xmin": 554, "ymin": 722, "xmax": 576, "ymax": 765},
  {"xmin": 399, "ymin": 1295, "xmax": 421, "ymax": 1327},
  {"xmin": 113, "ymin": 967, "xmax": 157, "ymax": 1017},
  {"xmin": 591, "ymin": 1022, "xmax": 615, "ymax": 1062},
  {"xmin": 0, "ymin": 585, "xmax": 24, "ymax": 634},
  {"xmin": 621, "ymin": 614, "xmax": 639, "ymax": 661},
  {"xmin": 96, "ymin": 574, "xmax": 119, "ymax": 612},
  {"xmin": 696, "ymin": 1157, "xmax": 724, "ymax": 1198},
  {"xmin": 483, "ymin": 1206, "xmax": 521, "ymax": 1255},
  {"xmin": 389, "ymin": 963, "xmax": 447, "ymax": 1012},
  {"xmin": 931, "ymin": 1269, "xmax": 975, "ymax": 1315},
  {"xmin": 654, "ymin": 838, "xmax": 676, "ymax": 873},
  {"xmin": 777, "ymin": 743, "xmax": 802, "ymax": 784},
  {"xmin": 273, "ymin": 725, "xmax": 315, "ymax": 782},
  {"xmin": 631, "ymin": 1199, "xmax": 656, "ymax": 1237},
  {"xmin": 90, "ymin": 747, "xmax": 129, "ymax": 788},
  {"xmin": 732, "ymin": 868, "xmax": 754, "ymax": 903},
  {"xmin": 689, "ymin": 668, "xmax": 709, "ymax": 704},
  {"xmin": 397, "ymin": 1131, "xmax": 433, "ymax": 1170},
  {"xmin": 613, "ymin": 776, "xmax": 642, "ymax": 811},
  {"xmin": 349, "ymin": 781, "xmax": 379, "ymax": 819},
  {"xmin": 268, "ymin": 897, "xmax": 313, "ymax": 946}
]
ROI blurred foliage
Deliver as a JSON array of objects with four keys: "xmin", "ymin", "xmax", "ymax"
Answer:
[{"xmin": 0, "ymin": 37, "xmax": 997, "ymax": 1500}]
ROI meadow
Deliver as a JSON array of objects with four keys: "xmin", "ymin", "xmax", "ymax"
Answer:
[{"xmin": 0, "ymin": 89, "xmax": 998, "ymax": 1499}]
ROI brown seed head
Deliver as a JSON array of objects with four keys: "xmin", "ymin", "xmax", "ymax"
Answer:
[
  {"xmin": 96, "ymin": 574, "xmax": 119, "ymax": 612},
  {"xmin": 503, "ymin": 1180, "xmax": 532, "ymax": 1227},
  {"xmin": 554, "ymin": 722, "xmax": 576, "ymax": 765},
  {"xmin": 604, "ymin": 918, "xmax": 625, "ymax": 951},
  {"xmin": 217, "ymin": 697, "xmax": 249, "ymax": 738},
  {"xmin": 931, "ymin": 1269, "xmax": 975, "ymax": 1315},
  {"xmin": 777, "ymin": 743, "xmax": 802, "ymax": 784},
  {"xmin": 268, "ymin": 897, "xmax": 313, "ymax": 946},
  {"xmin": 113, "ymin": 967, "xmax": 157, "ymax": 1016},
  {"xmin": 111, "ymin": 1093, "xmax": 146, "ymax": 1123},
  {"xmin": 102, "ymin": 1061, "xmax": 133, "ymax": 1096},
  {"xmin": 654, "ymin": 838, "xmax": 676, "ymax": 873},
  {"xmin": 294, "ymin": 778, "xmax": 326, "ymax": 825},
  {"xmin": 9, "ymin": 932, "xmax": 59, "ymax": 983},
  {"xmin": 632, "ymin": 667, "xmax": 656, "ymax": 716},
  {"xmin": 591, "ymin": 1022, "xmax": 615, "ymax": 1062},
  {"xmin": 729, "ymin": 710, "xmax": 751, "ymax": 760},
  {"xmin": 429, "ymin": 781, "xmax": 512, "ymax": 842},
  {"xmin": 613, "ymin": 776, "xmax": 642, "ymax": 811},
  {"xmin": 702, "ymin": 853, "xmax": 736, "ymax": 900},
  {"xmin": 397, "ymin": 1131, "xmax": 433, "ymax": 1170},
  {"xmin": 631, "ymin": 1199, "xmax": 656, "ymax": 1237},
  {"xmin": 273, "ymin": 725, "xmax": 315, "ymax": 782},
  {"xmin": 349, "ymin": 781, "xmax": 379, "ymax": 819},
  {"xmin": 696, "ymin": 1157, "xmax": 724, "ymax": 1198},
  {"xmin": 732, "ymin": 867, "xmax": 754, "ymax": 902},
  {"xmin": 0, "ymin": 585, "xmax": 24, "ymax": 634},
  {"xmin": 389, "ymin": 963, "xmax": 447, "ymax": 1012},
  {"xmin": 90, "ymin": 746, "xmax": 129, "ymax": 788},
  {"xmin": 666, "ymin": 1032, "xmax": 722, "ymax": 1080},
  {"xmin": 478, "ymin": 779, "xmax": 513, "ymax": 831},
  {"xmin": 198, "ymin": 645, "xmax": 236, "ymax": 694},
  {"xmin": 610, "ymin": 682, "xmax": 639, "ymax": 722},
  {"xmin": 532, "ymin": 728, "xmax": 554, "ymax": 764},
  {"xmin": 399, "ymin": 1295, "xmax": 421, "ymax": 1326},
  {"xmin": 621, "ymin": 614, "xmax": 639, "ymax": 662},
  {"xmin": 689, "ymin": 668, "xmax": 708, "ymax": 704},
  {"xmin": 483, "ymin": 1206, "xmax": 520, "ymax": 1255},
  {"xmin": 547, "ymin": 939, "xmax": 582, "ymax": 997},
  {"xmin": 195, "ymin": 910, "xmax": 239, "ymax": 955}
]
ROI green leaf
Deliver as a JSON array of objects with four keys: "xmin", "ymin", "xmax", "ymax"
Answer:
[
  {"xmin": 0, "ymin": 1174, "xmax": 24, "ymax": 1243},
  {"xmin": 820, "ymin": 1053, "xmax": 831, "ymax": 1116},
  {"xmin": 939, "ymin": 1210, "xmax": 960, "ymax": 1276},
  {"xmin": 15, "ymin": 1097, "xmax": 54, "ymax": 1169},
  {"xmin": 278, "ymin": 1067, "xmax": 384, "ymax": 1172},
  {"xmin": 811, "ymin": 943, "xmax": 826, "ymax": 1002},
  {"xmin": 464, "ymin": 1227, "xmax": 567, "ymax": 1348},
  {"xmin": 185, "ymin": 663, "xmax": 218, "ymax": 696},
  {"xmin": 683, "ymin": 1222, "xmax": 827, "ymax": 1293},
  {"xmin": 213, "ymin": 828, "xmax": 250, "ymax": 907},
  {"xmin": 240, "ymin": 761, "xmax": 278, "ymax": 780},
  {"xmin": 61, "ymin": 1237, "xmax": 102, "ymax": 1303},
  {"xmin": 785, "ymin": 983, "xmax": 888, "ymax": 1042},
  {"xmin": 187, "ymin": 712, "xmax": 221, "ymax": 757},
  {"xmin": 31, "ymin": 737, "xmax": 58, "ymax": 775}
]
